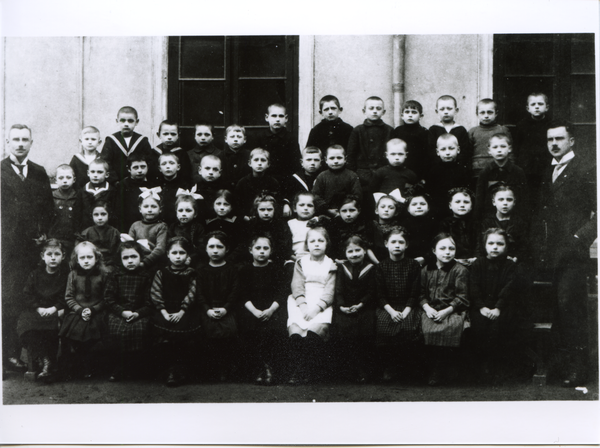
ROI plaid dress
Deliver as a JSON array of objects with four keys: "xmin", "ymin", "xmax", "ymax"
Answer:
[
  {"xmin": 375, "ymin": 257, "xmax": 421, "ymax": 346},
  {"xmin": 106, "ymin": 268, "xmax": 153, "ymax": 353},
  {"xmin": 419, "ymin": 260, "xmax": 469, "ymax": 347}
]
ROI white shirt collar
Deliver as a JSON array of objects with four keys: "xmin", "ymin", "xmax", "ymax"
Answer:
[
  {"xmin": 552, "ymin": 150, "xmax": 575, "ymax": 165},
  {"xmin": 9, "ymin": 154, "xmax": 29, "ymax": 165}
]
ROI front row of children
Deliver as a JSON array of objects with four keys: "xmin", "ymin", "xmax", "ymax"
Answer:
[{"xmin": 20, "ymin": 215, "xmax": 521, "ymax": 387}]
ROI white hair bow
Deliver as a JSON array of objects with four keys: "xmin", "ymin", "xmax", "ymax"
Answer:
[
  {"xmin": 176, "ymin": 185, "xmax": 204, "ymax": 201},
  {"xmin": 373, "ymin": 188, "xmax": 405, "ymax": 205},
  {"xmin": 139, "ymin": 186, "xmax": 162, "ymax": 201}
]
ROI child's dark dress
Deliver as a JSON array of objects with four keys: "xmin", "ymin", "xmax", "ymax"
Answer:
[
  {"xmin": 243, "ymin": 217, "xmax": 290, "ymax": 266},
  {"xmin": 479, "ymin": 215, "xmax": 529, "ymax": 261},
  {"xmin": 329, "ymin": 216, "xmax": 374, "ymax": 260},
  {"xmin": 439, "ymin": 215, "xmax": 478, "ymax": 259},
  {"xmin": 79, "ymin": 225, "xmax": 121, "ymax": 267},
  {"xmin": 399, "ymin": 212, "xmax": 437, "ymax": 262},
  {"xmin": 106, "ymin": 267, "xmax": 153, "ymax": 353},
  {"xmin": 168, "ymin": 220, "xmax": 206, "ymax": 266}
]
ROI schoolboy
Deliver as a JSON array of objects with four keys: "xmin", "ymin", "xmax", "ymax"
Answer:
[
  {"xmin": 188, "ymin": 123, "xmax": 221, "ymax": 184},
  {"xmin": 115, "ymin": 152, "xmax": 154, "ymax": 232},
  {"xmin": 252, "ymin": 103, "xmax": 300, "ymax": 180},
  {"xmin": 423, "ymin": 134, "xmax": 470, "ymax": 219},
  {"xmin": 468, "ymin": 98, "xmax": 511, "ymax": 177},
  {"xmin": 369, "ymin": 138, "xmax": 418, "ymax": 197},
  {"xmin": 100, "ymin": 106, "xmax": 153, "ymax": 184},
  {"xmin": 390, "ymin": 100, "xmax": 434, "ymax": 179},
  {"xmin": 195, "ymin": 154, "xmax": 227, "ymax": 219},
  {"xmin": 347, "ymin": 96, "xmax": 393, "ymax": 187},
  {"xmin": 281, "ymin": 146, "xmax": 323, "ymax": 205},
  {"xmin": 148, "ymin": 120, "xmax": 193, "ymax": 184},
  {"xmin": 235, "ymin": 148, "xmax": 285, "ymax": 219},
  {"xmin": 312, "ymin": 145, "xmax": 362, "ymax": 217},
  {"xmin": 70, "ymin": 126, "xmax": 103, "ymax": 189},
  {"xmin": 1, "ymin": 124, "xmax": 54, "ymax": 372},
  {"xmin": 48, "ymin": 164, "xmax": 82, "ymax": 254},
  {"xmin": 78, "ymin": 157, "xmax": 118, "ymax": 230},
  {"xmin": 219, "ymin": 124, "xmax": 251, "ymax": 189},
  {"xmin": 156, "ymin": 152, "xmax": 193, "ymax": 226},
  {"xmin": 429, "ymin": 95, "xmax": 472, "ymax": 170},
  {"xmin": 306, "ymin": 95, "xmax": 354, "ymax": 152},
  {"xmin": 474, "ymin": 133, "xmax": 527, "ymax": 224}
]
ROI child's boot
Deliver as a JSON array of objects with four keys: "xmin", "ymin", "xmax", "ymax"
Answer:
[{"xmin": 37, "ymin": 356, "xmax": 53, "ymax": 382}]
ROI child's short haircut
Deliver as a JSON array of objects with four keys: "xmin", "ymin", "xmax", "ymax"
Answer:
[
  {"xmin": 476, "ymin": 98, "xmax": 498, "ymax": 113},
  {"xmin": 175, "ymin": 194, "xmax": 199, "ymax": 213},
  {"xmin": 383, "ymin": 225, "xmax": 409, "ymax": 243},
  {"xmin": 91, "ymin": 200, "xmax": 111, "ymax": 215},
  {"xmin": 195, "ymin": 123, "xmax": 214, "ymax": 133},
  {"xmin": 319, "ymin": 95, "xmax": 341, "ymax": 111},
  {"xmin": 206, "ymin": 230, "xmax": 230, "ymax": 249},
  {"xmin": 431, "ymin": 232, "xmax": 455, "ymax": 250},
  {"xmin": 267, "ymin": 103, "xmax": 286, "ymax": 114},
  {"xmin": 481, "ymin": 227, "xmax": 509, "ymax": 249},
  {"xmin": 527, "ymin": 92, "xmax": 549, "ymax": 104},
  {"xmin": 487, "ymin": 132, "xmax": 512, "ymax": 146},
  {"xmin": 326, "ymin": 144, "xmax": 345, "ymax": 157},
  {"xmin": 158, "ymin": 120, "xmax": 179, "ymax": 134},
  {"xmin": 89, "ymin": 157, "xmax": 110, "ymax": 172},
  {"xmin": 252, "ymin": 193, "xmax": 278, "ymax": 217},
  {"xmin": 436, "ymin": 95, "xmax": 457, "ymax": 108},
  {"xmin": 448, "ymin": 187, "xmax": 474, "ymax": 202},
  {"xmin": 249, "ymin": 232, "xmax": 273, "ymax": 249},
  {"xmin": 159, "ymin": 153, "xmax": 180, "ymax": 164},
  {"xmin": 126, "ymin": 151, "xmax": 150, "ymax": 168},
  {"xmin": 118, "ymin": 240, "xmax": 144, "ymax": 256},
  {"xmin": 386, "ymin": 138, "xmax": 407, "ymax": 152},
  {"xmin": 490, "ymin": 183, "xmax": 515, "ymax": 200},
  {"xmin": 225, "ymin": 124, "xmax": 246, "ymax": 136},
  {"xmin": 10, "ymin": 123, "xmax": 32, "ymax": 137},
  {"xmin": 200, "ymin": 154, "xmax": 222, "ymax": 167},
  {"xmin": 402, "ymin": 100, "xmax": 423, "ymax": 114},
  {"xmin": 117, "ymin": 106, "xmax": 138, "ymax": 118},
  {"xmin": 301, "ymin": 146, "xmax": 323, "ymax": 159},
  {"xmin": 71, "ymin": 241, "xmax": 104, "ymax": 269},
  {"xmin": 81, "ymin": 126, "xmax": 100, "ymax": 136},
  {"xmin": 365, "ymin": 96, "xmax": 384, "ymax": 106},
  {"xmin": 40, "ymin": 238, "xmax": 64, "ymax": 255},
  {"xmin": 249, "ymin": 147, "xmax": 270, "ymax": 160},
  {"xmin": 292, "ymin": 191, "xmax": 315, "ymax": 209},
  {"xmin": 340, "ymin": 194, "xmax": 361, "ymax": 211},
  {"xmin": 342, "ymin": 234, "xmax": 370, "ymax": 251},
  {"xmin": 167, "ymin": 236, "xmax": 192, "ymax": 253},
  {"xmin": 56, "ymin": 164, "xmax": 75, "ymax": 175},
  {"xmin": 304, "ymin": 226, "xmax": 330, "ymax": 250},
  {"xmin": 436, "ymin": 133, "xmax": 459, "ymax": 147}
]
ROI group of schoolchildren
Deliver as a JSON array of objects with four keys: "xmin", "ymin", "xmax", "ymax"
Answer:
[{"xmin": 13, "ymin": 91, "xmax": 554, "ymax": 388}]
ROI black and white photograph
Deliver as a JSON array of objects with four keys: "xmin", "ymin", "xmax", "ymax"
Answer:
[{"xmin": 1, "ymin": 0, "xmax": 599, "ymax": 445}]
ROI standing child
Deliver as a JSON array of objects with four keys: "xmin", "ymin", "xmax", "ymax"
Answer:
[
  {"xmin": 219, "ymin": 125, "xmax": 251, "ymax": 189},
  {"xmin": 78, "ymin": 158, "xmax": 117, "ymax": 230},
  {"xmin": 17, "ymin": 239, "xmax": 68, "ymax": 382},
  {"xmin": 70, "ymin": 126, "xmax": 104, "ymax": 189},
  {"xmin": 100, "ymin": 106, "xmax": 153, "ymax": 184},
  {"xmin": 59, "ymin": 241, "xmax": 111, "ymax": 379},
  {"xmin": 151, "ymin": 237, "xmax": 200, "ymax": 386},
  {"xmin": 238, "ymin": 234, "xmax": 285, "ymax": 385},
  {"xmin": 115, "ymin": 153, "xmax": 153, "ymax": 232},
  {"xmin": 79, "ymin": 200, "xmax": 121, "ymax": 270},
  {"xmin": 148, "ymin": 120, "xmax": 193, "ymax": 184},
  {"xmin": 244, "ymin": 194, "xmax": 289, "ymax": 266},
  {"xmin": 334, "ymin": 235, "xmax": 377, "ymax": 382},
  {"xmin": 429, "ymin": 95, "xmax": 472, "ymax": 171},
  {"xmin": 420, "ymin": 233, "xmax": 469, "ymax": 386},
  {"xmin": 128, "ymin": 189, "xmax": 168, "ymax": 271},
  {"xmin": 197, "ymin": 231, "xmax": 241, "ymax": 381},
  {"xmin": 306, "ymin": 95, "xmax": 354, "ymax": 152},
  {"xmin": 285, "ymin": 192, "xmax": 319, "ymax": 265},
  {"xmin": 375, "ymin": 226, "xmax": 422, "ymax": 381},
  {"xmin": 194, "ymin": 154, "xmax": 228, "ymax": 219},
  {"xmin": 156, "ymin": 153, "xmax": 194, "ymax": 226},
  {"xmin": 439, "ymin": 187, "xmax": 478, "ymax": 266},
  {"xmin": 287, "ymin": 226, "xmax": 337, "ymax": 384},
  {"xmin": 204, "ymin": 190, "xmax": 244, "ymax": 263},
  {"xmin": 106, "ymin": 241, "xmax": 153, "ymax": 382},
  {"xmin": 168, "ymin": 193, "xmax": 206, "ymax": 266},
  {"xmin": 370, "ymin": 192, "xmax": 402, "ymax": 263},
  {"xmin": 399, "ymin": 192, "xmax": 437, "ymax": 266},
  {"xmin": 188, "ymin": 123, "xmax": 221, "ymax": 185},
  {"xmin": 281, "ymin": 146, "xmax": 323, "ymax": 206},
  {"xmin": 49, "ymin": 164, "xmax": 82, "ymax": 256}
]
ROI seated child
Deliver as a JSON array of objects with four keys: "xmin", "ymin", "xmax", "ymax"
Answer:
[
  {"xmin": 106, "ymin": 241, "xmax": 153, "ymax": 382},
  {"xmin": 204, "ymin": 190, "xmax": 244, "ymax": 264},
  {"xmin": 100, "ymin": 106, "xmax": 153, "ymax": 184},
  {"xmin": 187, "ymin": 123, "xmax": 221, "ymax": 185},
  {"xmin": 235, "ymin": 147, "xmax": 285, "ymax": 219},
  {"xmin": 420, "ymin": 233, "xmax": 469, "ymax": 386},
  {"xmin": 115, "ymin": 153, "xmax": 153, "ymax": 232},
  {"xmin": 375, "ymin": 226, "xmax": 422, "ymax": 381},
  {"xmin": 468, "ymin": 98, "xmax": 512, "ymax": 178},
  {"xmin": 219, "ymin": 124, "xmax": 251, "ymax": 189},
  {"xmin": 281, "ymin": 146, "xmax": 323, "ymax": 205},
  {"xmin": 252, "ymin": 103, "xmax": 300, "ymax": 181},
  {"xmin": 306, "ymin": 95, "xmax": 354, "ymax": 152},
  {"xmin": 195, "ymin": 154, "xmax": 228, "ymax": 219},
  {"xmin": 347, "ymin": 96, "xmax": 393, "ymax": 188},
  {"xmin": 156, "ymin": 153, "xmax": 194, "ymax": 226},
  {"xmin": 79, "ymin": 200, "xmax": 120, "ymax": 270},
  {"xmin": 469, "ymin": 228, "xmax": 518, "ymax": 382},
  {"xmin": 238, "ymin": 234, "xmax": 285, "ymax": 385},
  {"xmin": 49, "ymin": 164, "xmax": 82, "ymax": 256},
  {"xmin": 197, "ymin": 231, "xmax": 241, "ymax": 381},
  {"xmin": 399, "ymin": 191, "xmax": 436, "ymax": 266},
  {"xmin": 148, "ymin": 120, "xmax": 193, "ymax": 184},
  {"xmin": 78, "ymin": 158, "xmax": 117, "ymax": 230},
  {"xmin": 17, "ymin": 238, "xmax": 68, "ymax": 382},
  {"xmin": 287, "ymin": 226, "xmax": 337, "ymax": 384},
  {"xmin": 423, "ymin": 133, "xmax": 470, "ymax": 220},
  {"xmin": 391, "ymin": 100, "xmax": 434, "ymax": 179},
  {"xmin": 128, "ymin": 189, "xmax": 168, "ymax": 271},
  {"xmin": 168, "ymin": 193, "xmax": 206, "ymax": 266},
  {"xmin": 429, "ymin": 95, "xmax": 472, "ymax": 171},
  {"xmin": 334, "ymin": 235, "xmax": 377, "ymax": 382},
  {"xmin": 439, "ymin": 187, "xmax": 477, "ymax": 266},
  {"xmin": 370, "ymin": 192, "xmax": 402, "ymax": 263},
  {"xmin": 59, "ymin": 242, "xmax": 110, "ymax": 379},
  {"xmin": 474, "ymin": 133, "xmax": 528, "ymax": 224},
  {"xmin": 312, "ymin": 144, "xmax": 362, "ymax": 217},
  {"xmin": 243, "ymin": 194, "xmax": 289, "ymax": 266},
  {"xmin": 151, "ymin": 237, "xmax": 201, "ymax": 386},
  {"xmin": 70, "ymin": 126, "xmax": 103, "ymax": 189},
  {"xmin": 329, "ymin": 195, "xmax": 376, "ymax": 263}
]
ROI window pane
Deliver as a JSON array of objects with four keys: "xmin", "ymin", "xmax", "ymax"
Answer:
[
  {"xmin": 238, "ymin": 79, "xmax": 287, "ymax": 125},
  {"xmin": 238, "ymin": 36, "xmax": 286, "ymax": 78},
  {"xmin": 180, "ymin": 36, "xmax": 225, "ymax": 79},
  {"xmin": 571, "ymin": 74, "xmax": 596, "ymax": 123},
  {"xmin": 502, "ymin": 77, "xmax": 555, "ymax": 125},
  {"xmin": 571, "ymin": 35, "xmax": 595, "ymax": 74},
  {"xmin": 504, "ymin": 41, "xmax": 554, "ymax": 76},
  {"xmin": 180, "ymin": 82, "xmax": 225, "ymax": 127}
]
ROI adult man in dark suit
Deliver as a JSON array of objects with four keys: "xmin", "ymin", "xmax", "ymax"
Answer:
[
  {"xmin": 534, "ymin": 120, "xmax": 597, "ymax": 387},
  {"xmin": 1, "ymin": 124, "xmax": 54, "ymax": 372}
]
